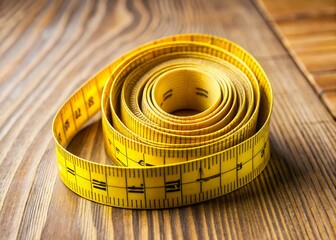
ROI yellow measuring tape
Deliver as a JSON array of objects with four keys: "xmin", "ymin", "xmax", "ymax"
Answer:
[{"xmin": 52, "ymin": 34, "xmax": 273, "ymax": 209}]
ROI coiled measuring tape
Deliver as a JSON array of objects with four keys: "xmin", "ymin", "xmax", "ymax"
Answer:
[{"xmin": 52, "ymin": 34, "xmax": 273, "ymax": 209}]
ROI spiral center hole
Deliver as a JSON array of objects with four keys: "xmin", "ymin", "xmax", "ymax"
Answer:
[{"xmin": 153, "ymin": 69, "xmax": 221, "ymax": 116}]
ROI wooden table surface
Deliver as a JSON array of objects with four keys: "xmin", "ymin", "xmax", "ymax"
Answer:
[
  {"xmin": 0, "ymin": 0, "xmax": 335, "ymax": 239},
  {"xmin": 258, "ymin": 0, "xmax": 336, "ymax": 118}
]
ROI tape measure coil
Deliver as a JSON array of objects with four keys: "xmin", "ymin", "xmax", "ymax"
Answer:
[{"xmin": 52, "ymin": 34, "xmax": 273, "ymax": 209}]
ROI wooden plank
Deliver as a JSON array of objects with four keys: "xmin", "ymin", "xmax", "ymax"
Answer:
[
  {"xmin": 314, "ymin": 72, "xmax": 336, "ymax": 94},
  {"xmin": 257, "ymin": 0, "xmax": 336, "ymax": 118},
  {"xmin": 259, "ymin": 0, "xmax": 336, "ymax": 21},
  {"xmin": 322, "ymin": 92, "xmax": 336, "ymax": 117},
  {"xmin": 0, "ymin": 0, "xmax": 335, "ymax": 239},
  {"xmin": 277, "ymin": 16, "xmax": 336, "ymax": 36},
  {"xmin": 297, "ymin": 50, "xmax": 336, "ymax": 73},
  {"xmin": 287, "ymin": 32, "xmax": 336, "ymax": 54}
]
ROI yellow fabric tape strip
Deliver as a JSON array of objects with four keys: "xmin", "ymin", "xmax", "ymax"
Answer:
[{"xmin": 52, "ymin": 34, "xmax": 273, "ymax": 209}]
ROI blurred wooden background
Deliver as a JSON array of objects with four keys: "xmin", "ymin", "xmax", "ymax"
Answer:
[
  {"xmin": 0, "ymin": 0, "xmax": 335, "ymax": 239},
  {"xmin": 258, "ymin": 0, "xmax": 336, "ymax": 118}
]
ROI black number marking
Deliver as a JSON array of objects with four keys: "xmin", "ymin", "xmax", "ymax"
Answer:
[
  {"xmin": 88, "ymin": 97, "xmax": 94, "ymax": 107},
  {"xmin": 64, "ymin": 119, "xmax": 70, "ymax": 131},
  {"xmin": 165, "ymin": 180, "xmax": 181, "ymax": 192},
  {"xmin": 75, "ymin": 108, "xmax": 81, "ymax": 119},
  {"xmin": 127, "ymin": 184, "xmax": 144, "ymax": 193},
  {"xmin": 138, "ymin": 160, "xmax": 153, "ymax": 167},
  {"xmin": 236, "ymin": 163, "xmax": 243, "ymax": 170},
  {"xmin": 58, "ymin": 132, "xmax": 62, "ymax": 142},
  {"xmin": 261, "ymin": 143, "xmax": 266, "ymax": 158},
  {"xmin": 196, "ymin": 87, "xmax": 208, "ymax": 98},
  {"xmin": 92, "ymin": 179, "xmax": 107, "ymax": 191},
  {"xmin": 67, "ymin": 167, "xmax": 75, "ymax": 175}
]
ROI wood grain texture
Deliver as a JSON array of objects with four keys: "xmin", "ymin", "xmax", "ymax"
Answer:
[
  {"xmin": 257, "ymin": 0, "xmax": 336, "ymax": 118},
  {"xmin": 0, "ymin": 0, "xmax": 335, "ymax": 239}
]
